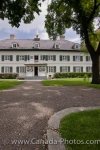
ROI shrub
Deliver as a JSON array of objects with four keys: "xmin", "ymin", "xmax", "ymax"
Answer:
[
  {"xmin": 54, "ymin": 72, "xmax": 92, "ymax": 78},
  {"xmin": 0, "ymin": 73, "xmax": 18, "ymax": 79}
]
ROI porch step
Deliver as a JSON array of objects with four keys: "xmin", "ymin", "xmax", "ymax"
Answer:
[{"xmin": 24, "ymin": 76, "xmax": 47, "ymax": 80}]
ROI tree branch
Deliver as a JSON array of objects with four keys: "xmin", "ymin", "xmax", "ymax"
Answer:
[
  {"xmin": 96, "ymin": 42, "xmax": 100, "ymax": 54},
  {"xmin": 87, "ymin": 0, "xmax": 100, "ymax": 24}
]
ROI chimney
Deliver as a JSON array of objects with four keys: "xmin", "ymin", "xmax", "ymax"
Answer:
[
  {"xmin": 60, "ymin": 35, "xmax": 65, "ymax": 40},
  {"xmin": 10, "ymin": 34, "xmax": 16, "ymax": 40},
  {"xmin": 34, "ymin": 33, "xmax": 40, "ymax": 41}
]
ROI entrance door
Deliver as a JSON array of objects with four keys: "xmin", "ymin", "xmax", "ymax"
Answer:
[{"xmin": 34, "ymin": 66, "xmax": 38, "ymax": 76}]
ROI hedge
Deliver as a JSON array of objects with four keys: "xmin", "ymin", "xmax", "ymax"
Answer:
[
  {"xmin": 54, "ymin": 72, "xmax": 92, "ymax": 78},
  {"xmin": 0, "ymin": 73, "xmax": 18, "ymax": 79}
]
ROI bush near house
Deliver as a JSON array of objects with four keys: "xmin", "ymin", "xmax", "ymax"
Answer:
[
  {"xmin": 0, "ymin": 73, "xmax": 18, "ymax": 79},
  {"xmin": 54, "ymin": 73, "xmax": 92, "ymax": 78}
]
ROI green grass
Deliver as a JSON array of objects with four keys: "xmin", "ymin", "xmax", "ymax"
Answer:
[
  {"xmin": 59, "ymin": 109, "xmax": 100, "ymax": 150},
  {"xmin": 0, "ymin": 80, "xmax": 23, "ymax": 90},
  {"xmin": 42, "ymin": 78, "xmax": 100, "ymax": 89}
]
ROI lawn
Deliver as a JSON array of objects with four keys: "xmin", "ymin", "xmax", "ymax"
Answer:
[
  {"xmin": 0, "ymin": 80, "xmax": 23, "ymax": 90},
  {"xmin": 42, "ymin": 78, "xmax": 100, "ymax": 89},
  {"xmin": 59, "ymin": 109, "xmax": 100, "ymax": 150}
]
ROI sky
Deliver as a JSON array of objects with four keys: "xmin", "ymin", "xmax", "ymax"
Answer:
[{"xmin": 0, "ymin": 0, "xmax": 81, "ymax": 43}]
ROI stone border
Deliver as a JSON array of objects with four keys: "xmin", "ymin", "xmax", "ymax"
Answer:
[{"xmin": 47, "ymin": 106, "xmax": 100, "ymax": 150}]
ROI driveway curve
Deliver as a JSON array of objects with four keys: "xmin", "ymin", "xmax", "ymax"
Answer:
[{"xmin": 0, "ymin": 81, "xmax": 100, "ymax": 150}]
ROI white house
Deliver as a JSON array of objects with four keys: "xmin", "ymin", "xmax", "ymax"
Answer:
[{"xmin": 0, "ymin": 34, "xmax": 92, "ymax": 79}]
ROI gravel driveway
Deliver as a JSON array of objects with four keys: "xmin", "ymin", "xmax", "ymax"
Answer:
[{"xmin": 0, "ymin": 81, "xmax": 100, "ymax": 150}]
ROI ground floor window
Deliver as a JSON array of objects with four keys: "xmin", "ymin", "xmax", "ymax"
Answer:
[
  {"xmin": 47, "ymin": 66, "xmax": 56, "ymax": 73},
  {"xmin": 16, "ymin": 66, "xmax": 26, "ymax": 73},
  {"xmin": 1, "ymin": 66, "xmax": 13, "ymax": 73},
  {"xmin": 73, "ymin": 66, "xmax": 83, "ymax": 72},
  {"xmin": 60, "ymin": 66, "xmax": 70, "ymax": 72},
  {"xmin": 86, "ymin": 66, "xmax": 92, "ymax": 73},
  {"xmin": 39, "ymin": 66, "xmax": 45, "ymax": 72}
]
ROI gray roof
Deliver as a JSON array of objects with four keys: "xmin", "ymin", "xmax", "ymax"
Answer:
[{"xmin": 0, "ymin": 38, "xmax": 80, "ymax": 51}]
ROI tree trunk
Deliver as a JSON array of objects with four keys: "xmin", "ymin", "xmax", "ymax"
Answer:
[{"xmin": 92, "ymin": 55, "xmax": 100, "ymax": 84}]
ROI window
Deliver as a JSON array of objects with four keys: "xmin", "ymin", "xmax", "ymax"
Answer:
[
  {"xmin": 54, "ymin": 43, "xmax": 60, "ymax": 49},
  {"xmin": 33, "ymin": 43, "xmax": 40, "ymax": 48},
  {"xmin": 39, "ymin": 66, "xmax": 45, "ymax": 72},
  {"xmin": 86, "ymin": 66, "xmax": 92, "ymax": 73},
  {"xmin": 73, "ymin": 44, "xmax": 80, "ymax": 49},
  {"xmin": 34, "ymin": 55, "xmax": 39, "ymax": 62},
  {"xmin": 60, "ymin": 55, "xmax": 70, "ymax": 61},
  {"xmin": 40, "ymin": 55, "xmax": 56, "ymax": 61},
  {"xmin": 12, "ymin": 43, "xmax": 18, "ymax": 48},
  {"xmin": 60, "ymin": 66, "xmax": 70, "ymax": 72},
  {"xmin": 16, "ymin": 55, "xmax": 30, "ymax": 61},
  {"xmin": 1, "ymin": 66, "xmax": 13, "ymax": 73},
  {"xmin": 16, "ymin": 66, "xmax": 26, "ymax": 73},
  {"xmin": 1, "ymin": 55, "xmax": 13, "ymax": 61},
  {"xmin": 73, "ymin": 56, "xmax": 83, "ymax": 61},
  {"xmin": 86, "ymin": 56, "xmax": 91, "ymax": 61},
  {"xmin": 73, "ymin": 66, "xmax": 83, "ymax": 72},
  {"xmin": 47, "ymin": 66, "xmax": 56, "ymax": 73}
]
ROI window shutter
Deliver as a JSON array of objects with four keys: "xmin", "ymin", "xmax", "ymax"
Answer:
[
  {"xmin": 1, "ymin": 67, "xmax": 4, "ymax": 73},
  {"xmin": 10, "ymin": 55, "xmax": 13, "ymax": 61},
  {"xmin": 73, "ymin": 56, "xmax": 75, "ymax": 61},
  {"xmin": 60, "ymin": 55, "xmax": 62, "ymax": 61},
  {"xmin": 81, "ymin": 67, "xmax": 83, "ymax": 72},
  {"xmin": 2, "ymin": 55, "xmax": 4, "ymax": 61},
  {"xmin": 10, "ymin": 67, "xmax": 13, "ymax": 73},
  {"xmin": 16, "ymin": 55, "xmax": 19, "ymax": 61},
  {"xmin": 80, "ymin": 56, "xmax": 83, "ymax": 61},
  {"xmin": 47, "ymin": 67, "xmax": 48, "ymax": 73},
  {"xmin": 45, "ymin": 55, "xmax": 48, "ymax": 61},
  {"xmin": 68, "ymin": 67, "xmax": 70, "ymax": 72},
  {"xmin": 28, "ymin": 55, "xmax": 30, "ymax": 60},
  {"xmin": 16, "ymin": 67, "xmax": 19, "ymax": 73},
  {"xmin": 73, "ymin": 67, "xmax": 76, "ymax": 72},
  {"xmin": 53, "ymin": 55, "xmax": 56, "ymax": 61},
  {"xmin": 68, "ymin": 56, "xmax": 70, "ymax": 61},
  {"xmin": 25, "ymin": 55, "xmax": 27, "ymax": 61},
  {"xmin": 86, "ymin": 56, "xmax": 88, "ymax": 61},
  {"xmin": 54, "ymin": 66, "xmax": 56, "ymax": 73},
  {"xmin": 60, "ymin": 67, "xmax": 62, "ymax": 72}
]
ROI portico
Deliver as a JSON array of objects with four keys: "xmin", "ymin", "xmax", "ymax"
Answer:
[{"xmin": 25, "ymin": 63, "xmax": 47, "ymax": 78}]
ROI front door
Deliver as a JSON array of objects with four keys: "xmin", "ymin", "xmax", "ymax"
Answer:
[{"xmin": 34, "ymin": 66, "xmax": 38, "ymax": 76}]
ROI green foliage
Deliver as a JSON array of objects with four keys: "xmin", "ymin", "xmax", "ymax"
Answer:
[
  {"xmin": 54, "ymin": 72, "xmax": 92, "ymax": 78},
  {"xmin": 0, "ymin": 73, "xmax": 18, "ymax": 79},
  {"xmin": 45, "ymin": 0, "xmax": 100, "ymax": 41},
  {"xmin": 0, "ymin": 0, "xmax": 42, "ymax": 27}
]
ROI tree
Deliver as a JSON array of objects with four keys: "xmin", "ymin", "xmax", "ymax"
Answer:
[
  {"xmin": 0, "ymin": 0, "xmax": 42, "ymax": 27},
  {"xmin": 45, "ymin": 0, "xmax": 100, "ymax": 84}
]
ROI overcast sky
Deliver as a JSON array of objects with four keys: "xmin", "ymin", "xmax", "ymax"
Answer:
[{"xmin": 0, "ymin": 0, "xmax": 80, "ymax": 43}]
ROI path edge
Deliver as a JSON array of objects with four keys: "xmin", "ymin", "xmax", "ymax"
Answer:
[{"xmin": 47, "ymin": 106, "xmax": 100, "ymax": 150}]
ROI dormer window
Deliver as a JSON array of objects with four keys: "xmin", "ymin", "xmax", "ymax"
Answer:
[
  {"xmin": 12, "ymin": 43, "xmax": 18, "ymax": 48},
  {"xmin": 73, "ymin": 43, "xmax": 80, "ymax": 49},
  {"xmin": 54, "ymin": 43, "xmax": 60, "ymax": 49},
  {"xmin": 33, "ymin": 43, "xmax": 40, "ymax": 49}
]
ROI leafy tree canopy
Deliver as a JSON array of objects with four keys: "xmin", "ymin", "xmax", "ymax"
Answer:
[
  {"xmin": 45, "ymin": 0, "xmax": 100, "ymax": 41},
  {"xmin": 0, "ymin": 0, "xmax": 42, "ymax": 27}
]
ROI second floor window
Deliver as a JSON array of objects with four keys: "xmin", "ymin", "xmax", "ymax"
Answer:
[
  {"xmin": 16, "ymin": 55, "xmax": 30, "ymax": 61},
  {"xmin": 1, "ymin": 55, "xmax": 13, "ymax": 61},
  {"xmin": 34, "ymin": 55, "xmax": 39, "ymax": 62},
  {"xmin": 73, "ymin": 56, "xmax": 83, "ymax": 61},
  {"xmin": 60, "ymin": 55, "xmax": 70, "ymax": 61},
  {"xmin": 40, "ymin": 55, "xmax": 56, "ymax": 61},
  {"xmin": 86, "ymin": 56, "xmax": 91, "ymax": 61}
]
